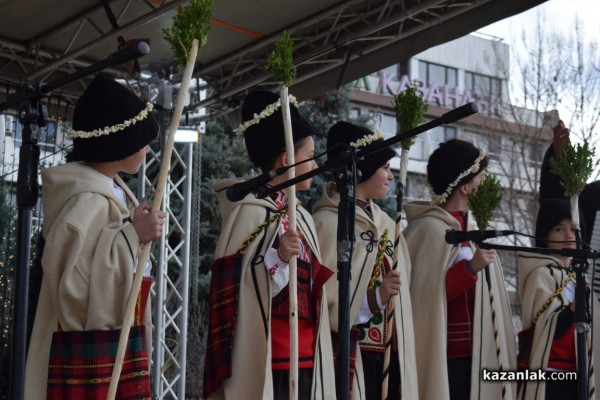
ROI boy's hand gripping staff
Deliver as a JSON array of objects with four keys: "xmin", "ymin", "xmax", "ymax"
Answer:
[{"xmin": 107, "ymin": 1, "xmax": 213, "ymax": 399}]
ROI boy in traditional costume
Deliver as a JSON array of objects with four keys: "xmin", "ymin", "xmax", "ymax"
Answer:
[
  {"xmin": 539, "ymin": 121, "xmax": 600, "ymax": 395},
  {"xmin": 25, "ymin": 74, "xmax": 164, "ymax": 399},
  {"xmin": 403, "ymin": 139, "xmax": 516, "ymax": 400},
  {"xmin": 312, "ymin": 121, "xmax": 418, "ymax": 400},
  {"xmin": 203, "ymin": 90, "xmax": 336, "ymax": 400},
  {"xmin": 517, "ymin": 198, "xmax": 596, "ymax": 399}
]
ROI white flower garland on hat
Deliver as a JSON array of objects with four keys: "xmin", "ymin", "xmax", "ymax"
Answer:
[
  {"xmin": 349, "ymin": 130, "xmax": 385, "ymax": 148},
  {"xmin": 68, "ymin": 102, "xmax": 154, "ymax": 139},
  {"xmin": 236, "ymin": 94, "xmax": 299, "ymax": 138},
  {"xmin": 428, "ymin": 148, "xmax": 487, "ymax": 205}
]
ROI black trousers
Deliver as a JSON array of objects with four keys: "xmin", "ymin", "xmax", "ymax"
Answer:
[
  {"xmin": 544, "ymin": 378, "xmax": 577, "ymax": 400},
  {"xmin": 447, "ymin": 357, "xmax": 472, "ymax": 400},
  {"xmin": 272, "ymin": 368, "xmax": 313, "ymax": 400},
  {"xmin": 361, "ymin": 351, "xmax": 401, "ymax": 400}
]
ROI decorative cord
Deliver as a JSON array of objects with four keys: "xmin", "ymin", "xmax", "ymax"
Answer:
[{"xmin": 532, "ymin": 271, "xmax": 576, "ymax": 325}]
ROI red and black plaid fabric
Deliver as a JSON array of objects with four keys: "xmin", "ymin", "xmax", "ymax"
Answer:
[
  {"xmin": 135, "ymin": 276, "xmax": 154, "ymax": 325},
  {"xmin": 203, "ymin": 253, "xmax": 244, "ymax": 398},
  {"xmin": 47, "ymin": 325, "xmax": 151, "ymax": 400}
]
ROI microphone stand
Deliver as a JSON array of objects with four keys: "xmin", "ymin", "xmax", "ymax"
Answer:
[
  {"xmin": 573, "ymin": 229, "xmax": 590, "ymax": 400},
  {"xmin": 0, "ymin": 41, "xmax": 150, "ymax": 400},
  {"xmin": 257, "ymin": 102, "xmax": 479, "ymax": 399},
  {"xmin": 477, "ymin": 240, "xmax": 593, "ymax": 400},
  {"xmin": 332, "ymin": 149, "xmax": 357, "ymax": 400}
]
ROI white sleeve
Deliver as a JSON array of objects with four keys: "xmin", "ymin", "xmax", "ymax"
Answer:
[
  {"xmin": 453, "ymin": 246, "xmax": 474, "ymax": 265},
  {"xmin": 264, "ymin": 247, "xmax": 290, "ymax": 297},
  {"xmin": 354, "ymin": 287, "xmax": 385, "ymax": 325}
]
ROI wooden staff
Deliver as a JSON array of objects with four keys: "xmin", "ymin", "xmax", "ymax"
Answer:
[
  {"xmin": 281, "ymin": 85, "xmax": 299, "ymax": 398},
  {"xmin": 382, "ymin": 88, "xmax": 427, "ymax": 400},
  {"xmin": 268, "ymin": 31, "xmax": 298, "ymax": 399},
  {"xmin": 467, "ymin": 173, "xmax": 507, "ymax": 400},
  {"xmin": 107, "ymin": 38, "xmax": 199, "ymax": 400}
]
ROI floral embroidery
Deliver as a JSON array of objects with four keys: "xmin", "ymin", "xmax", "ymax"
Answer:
[
  {"xmin": 236, "ymin": 95, "xmax": 299, "ymax": 138},
  {"xmin": 428, "ymin": 148, "xmax": 486, "ymax": 205},
  {"xmin": 360, "ymin": 230, "xmax": 377, "ymax": 253},
  {"xmin": 68, "ymin": 102, "xmax": 154, "ymax": 139}
]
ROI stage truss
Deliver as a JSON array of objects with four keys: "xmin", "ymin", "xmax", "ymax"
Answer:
[{"xmin": 139, "ymin": 131, "xmax": 194, "ymax": 400}]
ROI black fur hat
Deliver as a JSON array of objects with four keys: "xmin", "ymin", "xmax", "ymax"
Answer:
[
  {"xmin": 67, "ymin": 74, "xmax": 159, "ymax": 162},
  {"xmin": 535, "ymin": 198, "xmax": 575, "ymax": 248},
  {"xmin": 240, "ymin": 90, "xmax": 315, "ymax": 170},
  {"xmin": 327, "ymin": 121, "xmax": 396, "ymax": 183},
  {"xmin": 427, "ymin": 139, "xmax": 488, "ymax": 204}
]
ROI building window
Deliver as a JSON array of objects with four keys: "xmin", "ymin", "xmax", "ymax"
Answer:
[
  {"xmin": 378, "ymin": 113, "xmax": 396, "ymax": 138},
  {"xmin": 464, "ymin": 130, "xmax": 504, "ymax": 165},
  {"xmin": 526, "ymin": 141, "xmax": 544, "ymax": 166},
  {"xmin": 11, "ymin": 118, "xmax": 62, "ymax": 153},
  {"xmin": 428, "ymin": 125, "xmax": 456, "ymax": 152},
  {"xmin": 408, "ymin": 137, "xmax": 426, "ymax": 161},
  {"xmin": 464, "ymin": 71, "xmax": 502, "ymax": 98},
  {"xmin": 418, "ymin": 60, "xmax": 457, "ymax": 87}
]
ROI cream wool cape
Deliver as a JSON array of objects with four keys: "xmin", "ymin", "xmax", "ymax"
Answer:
[
  {"xmin": 208, "ymin": 179, "xmax": 336, "ymax": 400},
  {"xmin": 518, "ymin": 252, "xmax": 597, "ymax": 400},
  {"xmin": 403, "ymin": 201, "xmax": 516, "ymax": 400},
  {"xmin": 25, "ymin": 162, "xmax": 152, "ymax": 400},
  {"xmin": 312, "ymin": 183, "xmax": 418, "ymax": 400}
]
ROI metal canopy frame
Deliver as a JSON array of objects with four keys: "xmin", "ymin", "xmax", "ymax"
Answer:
[{"xmin": 0, "ymin": 0, "xmax": 547, "ymax": 118}]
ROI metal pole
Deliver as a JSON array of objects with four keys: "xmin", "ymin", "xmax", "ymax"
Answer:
[
  {"xmin": 9, "ymin": 101, "xmax": 43, "ymax": 400},
  {"xmin": 178, "ymin": 142, "xmax": 193, "ymax": 398}
]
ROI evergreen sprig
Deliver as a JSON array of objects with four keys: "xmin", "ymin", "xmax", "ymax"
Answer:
[
  {"xmin": 467, "ymin": 174, "xmax": 502, "ymax": 230},
  {"xmin": 549, "ymin": 140, "xmax": 596, "ymax": 197},
  {"xmin": 267, "ymin": 31, "xmax": 295, "ymax": 87},
  {"xmin": 394, "ymin": 87, "xmax": 428, "ymax": 150},
  {"xmin": 163, "ymin": 0, "xmax": 214, "ymax": 66}
]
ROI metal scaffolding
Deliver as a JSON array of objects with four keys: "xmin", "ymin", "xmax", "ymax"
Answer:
[{"xmin": 139, "ymin": 133, "xmax": 193, "ymax": 400}]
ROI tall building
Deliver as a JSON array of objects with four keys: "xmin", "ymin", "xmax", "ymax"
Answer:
[{"xmin": 348, "ymin": 33, "xmax": 556, "ymax": 321}]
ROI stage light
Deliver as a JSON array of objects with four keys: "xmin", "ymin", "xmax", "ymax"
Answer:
[{"xmin": 174, "ymin": 128, "xmax": 199, "ymax": 143}]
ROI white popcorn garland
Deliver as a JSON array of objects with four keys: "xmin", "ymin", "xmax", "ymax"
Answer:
[
  {"xmin": 349, "ymin": 131, "xmax": 385, "ymax": 148},
  {"xmin": 68, "ymin": 102, "xmax": 154, "ymax": 139},
  {"xmin": 428, "ymin": 148, "xmax": 487, "ymax": 206},
  {"xmin": 236, "ymin": 95, "xmax": 299, "ymax": 138}
]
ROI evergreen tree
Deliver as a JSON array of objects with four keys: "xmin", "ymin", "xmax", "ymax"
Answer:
[{"xmin": 0, "ymin": 182, "xmax": 16, "ymax": 399}]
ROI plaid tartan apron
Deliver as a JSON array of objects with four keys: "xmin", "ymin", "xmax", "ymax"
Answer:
[
  {"xmin": 46, "ymin": 276, "xmax": 153, "ymax": 399},
  {"xmin": 203, "ymin": 252, "xmax": 244, "ymax": 398}
]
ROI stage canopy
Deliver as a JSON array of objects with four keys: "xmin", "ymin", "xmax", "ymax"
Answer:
[{"xmin": 0, "ymin": 0, "xmax": 547, "ymax": 119}]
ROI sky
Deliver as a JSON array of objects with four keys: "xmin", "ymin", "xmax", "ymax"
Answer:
[
  {"xmin": 477, "ymin": 0, "xmax": 600, "ymax": 48},
  {"xmin": 476, "ymin": 0, "xmax": 600, "ymax": 141},
  {"xmin": 477, "ymin": 0, "xmax": 600, "ymax": 175}
]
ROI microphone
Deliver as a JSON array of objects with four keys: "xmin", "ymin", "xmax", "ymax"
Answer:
[
  {"xmin": 226, "ymin": 167, "xmax": 286, "ymax": 202},
  {"xmin": 440, "ymin": 102, "xmax": 479, "ymax": 125},
  {"xmin": 445, "ymin": 229, "xmax": 514, "ymax": 244}
]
